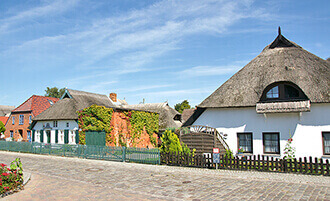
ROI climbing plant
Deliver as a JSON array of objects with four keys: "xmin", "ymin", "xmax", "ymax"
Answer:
[
  {"xmin": 77, "ymin": 105, "xmax": 159, "ymax": 147},
  {"xmin": 128, "ymin": 110, "xmax": 159, "ymax": 146},
  {"xmin": 77, "ymin": 105, "xmax": 114, "ymax": 145}
]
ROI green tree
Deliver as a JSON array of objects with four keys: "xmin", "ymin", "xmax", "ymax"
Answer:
[
  {"xmin": 174, "ymin": 100, "xmax": 191, "ymax": 114},
  {"xmin": 0, "ymin": 121, "xmax": 5, "ymax": 134},
  {"xmin": 45, "ymin": 87, "xmax": 65, "ymax": 98}
]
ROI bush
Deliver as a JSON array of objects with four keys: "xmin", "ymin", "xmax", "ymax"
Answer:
[
  {"xmin": 160, "ymin": 130, "xmax": 192, "ymax": 155},
  {"xmin": 0, "ymin": 158, "xmax": 23, "ymax": 194}
]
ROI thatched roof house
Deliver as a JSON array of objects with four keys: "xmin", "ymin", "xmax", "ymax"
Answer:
[
  {"xmin": 183, "ymin": 28, "xmax": 330, "ymax": 158},
  {"xmin": 184, "ymin": 27, "xmax": 329, "ymax": 126},
  {"xmin": 123, "ymin": 102, "xmax": 182, "ymax": 131},
  {"xmin": 33, "ymin": 89, "xmax": 115, "ymax": 121},
  {"xmin": 0, "ymin": 105, "xmax": 15, "ymax": 117}
]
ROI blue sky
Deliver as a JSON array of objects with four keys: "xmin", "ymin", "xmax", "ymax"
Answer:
[{"xmin": 1, "ymin": 0, "xmax": 329, "ymax": 108}]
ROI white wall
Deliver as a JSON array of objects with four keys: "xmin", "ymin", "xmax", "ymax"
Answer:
[
  {"xmin": 193, "ymin": 103, "xmax": 330, "ymax": 158},
  {"xmin": 33, "ymin": 120, "xmax": 78, "ymax": 144}
]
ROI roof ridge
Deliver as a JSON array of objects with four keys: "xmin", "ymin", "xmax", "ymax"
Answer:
[{"xmin": 67, "ymin": 88, "xmax": 107, "ymax": 96}]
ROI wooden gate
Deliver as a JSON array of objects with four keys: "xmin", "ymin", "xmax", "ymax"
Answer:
[
  {"xmin": 85, "ymin": 131, "xmax": 106, "ymax": 146},
  {"xmin": 180, "ymin": 125, "xmax": 229, "ymax": 155}
]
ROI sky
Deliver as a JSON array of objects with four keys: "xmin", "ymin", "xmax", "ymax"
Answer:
[{"xmin": 0, "ymin": 0, "xmax": 329, "ymax": 108}]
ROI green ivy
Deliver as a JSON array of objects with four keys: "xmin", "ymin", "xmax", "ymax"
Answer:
[
  {"xmin": 77, "ymin": 105, "xmax": 114, "ymax": 145},
  {"xmin": 78, "ymin": 105, "xmax": 159, "ymax": 147},
  {"xmin": 128, "ymin": 110, "xmax": 159, "ymax": 146}
]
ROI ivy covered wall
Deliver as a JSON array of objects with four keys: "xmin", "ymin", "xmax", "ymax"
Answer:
[{"xmin": 77, "ymin": 105, "xmax": 159, "ymax": 148}]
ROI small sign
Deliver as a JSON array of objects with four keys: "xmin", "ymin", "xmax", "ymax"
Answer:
[
  {"xmin": 213, "ymin": 153, "xmax": 220, "ymax": 164},
  {"xmin": 213, "ymin": 148, "xmax": 220, "ymax": 154}
]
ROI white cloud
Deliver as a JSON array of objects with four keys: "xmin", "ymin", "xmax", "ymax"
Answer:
[
  {"xmin": 180, "ymin": 65, "xmax": 241, "ymax": 77},
  {"xmin": 0, "ymin": 0, "xmax": 80, "ymax": 33}
]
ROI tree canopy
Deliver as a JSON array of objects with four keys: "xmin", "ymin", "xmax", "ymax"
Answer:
[
  {"xmin": 0, "ymin": 121, "xmax": 5, "ymax": 134},
  {"xmin": 45, "ymin": 87, "xmax": 65, "ymax": 98},
  {"xmin": 174, "ymin": 100, "xmax": 191, "ymax": 114}
]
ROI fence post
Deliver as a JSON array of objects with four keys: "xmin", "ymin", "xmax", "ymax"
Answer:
[
  {"xmin": 320, "ymin": 159, "xmax": 324, "ymax": 175},
  {"xmin": 315, "ymin": 157, "xmax": 319, "ymax": 175},
  {"xmin": 122, "ymin": 147, "xmax": 126, "ymax": 162}
]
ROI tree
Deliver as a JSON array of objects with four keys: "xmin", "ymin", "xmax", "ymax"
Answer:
[
  {"xmin": 174, "ymin": 100, "xmax": 191, "ymax": 114},
  {"xmin": 0, "ymin": 121, "xmax": 5, "ymax": 134},
  {"xmin": 45, "ymin": 87, "xmax": 65, "ymax": 98}
]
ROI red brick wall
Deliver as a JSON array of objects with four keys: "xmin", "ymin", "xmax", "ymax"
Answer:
[
  {"xmin": 4, "ymin": 112, "xmax": 32, "ymax": 141},
  {"xmin": 107, "ymin": 112, "xmax": 158, "ymax": 148}
]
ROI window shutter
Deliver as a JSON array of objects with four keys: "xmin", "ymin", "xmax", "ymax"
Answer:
[
  {"xmin": 32, "ymin": 130, "xmax": 35, "ymax": 142},
  {"xmin": 55, "ymin": 130, "xmax": 58, "ymax": 143},
  {"xmin": 40, "ymin": 130, "xmax": 44, "ymax": 143}
]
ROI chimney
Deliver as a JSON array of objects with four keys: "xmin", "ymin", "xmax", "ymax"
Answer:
[{"xmin": 109, "ymin": 93, "xmax": 117, "ymax": 102}]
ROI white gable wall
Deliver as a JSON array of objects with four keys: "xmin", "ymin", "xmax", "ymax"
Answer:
[
  {"xmin": 192, "ymin": 103, "xmax": 330, "ymax": 158},
  {"xmin": 33, "ymin": 120, "xmax": 78, "ymax": 144}
]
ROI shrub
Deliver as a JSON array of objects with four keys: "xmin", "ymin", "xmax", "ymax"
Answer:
[
  {"xmin": 160, "ymin": 130, "xmax": 192, "ymax": 155},
  {"xmin": 0, "ymin": 158, "xmax": 23, "ymax": 194}
]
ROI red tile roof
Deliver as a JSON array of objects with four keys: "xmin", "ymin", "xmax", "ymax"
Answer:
[
  {"xmin": 12, "ymin": 95, "xmax": 59, "ymax": 117},
  {"xmin": 0, "ymin": 117, "xmax": 8, "ymax": 125}
]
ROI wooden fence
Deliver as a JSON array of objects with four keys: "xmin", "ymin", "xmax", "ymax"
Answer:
[{"xmin": 160, "ymin": 152, "xmax": 330, "ymax": 176}]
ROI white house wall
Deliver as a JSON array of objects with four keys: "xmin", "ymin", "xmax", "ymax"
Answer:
[
  {"xmin": 33, "ymin": 120, "xmax": 78, "ymax": 144},
  {"xmin": 192, "ymin": 103, "xmax": 330, "ymax": 158}
]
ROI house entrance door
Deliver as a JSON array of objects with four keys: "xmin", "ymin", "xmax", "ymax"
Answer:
[{"xmin": 46, "ymin": 130, "xmax": 51, "ymax": 143}]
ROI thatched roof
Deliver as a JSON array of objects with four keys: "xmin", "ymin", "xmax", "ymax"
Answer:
[
  {"xmin": 33, "ymin": 89, "xmax": 115, "ymax": 121},
  {"xmin": 0, "ymin": 105, "xmax": 15, "ymax": 117},
  {"xmin": 199, "ymin": 29, "xmax": 330, "ymax": 108},
  {"xmin": 181, "ymin": 108, "xmax": 196, "ymax": 123},
  {"xmin": 123, "ymin": 102, "xmax": 182, "ymax": 130}
]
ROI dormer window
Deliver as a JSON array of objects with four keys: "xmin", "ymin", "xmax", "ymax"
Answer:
[
  {"xmin": 260, "ymin": 82, "xmax": 308, "ymax": 102},
  {"xmin": 266, "ymin": 86, "xmax": 279, "ymax": 99}
]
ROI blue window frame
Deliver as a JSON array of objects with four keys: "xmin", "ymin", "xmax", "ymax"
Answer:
[
  {"xmin": 12, "ymin": 117, "xmax": 15, "ymax": 125},
  {"xmin": 10, "ymin": 131, "xmax": 13, "ymax": 138},
  {"xmin": 19, "ymin": 115, "xmax": 24, "ymax": 125},
  {"xmin": 29, "ymin": 116, "xmax": 32, "ymax": 124}
]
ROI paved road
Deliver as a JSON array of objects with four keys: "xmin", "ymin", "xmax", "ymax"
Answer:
[{"xmin": 0, "ymin": 151, "xmax": 329, "ymax": 201}]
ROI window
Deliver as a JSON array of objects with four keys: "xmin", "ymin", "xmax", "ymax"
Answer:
[
  {"xmin": 323, "ymin": 132, "xmax": 330, "ymax": 155},
  {"xmin": 266, "ymin": 86, "xmax": 279, "ymax": 99},
  {"xmin": 263, "ymin": 132, "xmax": 280, "ymax": 154},
  {"xmin": 237, "ymin": 133, "xmax": 253, "ymax": 153},
  {"xmin": 10, "ymin": 131, "xmax": 13, "ymax": 138},
  {"xmin": 29, "ymin": 116, "xmax": 32, "ymax": 124},
  {"xmin": 66, "ymin": 122, "xmax": 69, "ymax": 127},
  {"xmin": 19, "ymin": 115, "xmax": 24, "ymax": 125},
  {"xmin": 260, "ymin": 82, "xmax": 308, "ymax": 102},
  {"xmin": 48, "ymin": 100, "xmax": 54, "ymax": 105},
  {"xmin": 12, "ymin": 116, "xmax": 15, "ymax": 125},
  {"xmin": 53, "ymin": 121, "xmax": 58, "ymax": 127}
]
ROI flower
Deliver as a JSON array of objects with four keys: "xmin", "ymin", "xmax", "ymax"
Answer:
[
  {"xmin": 0, "ymin": 163, "xmax": 6, "ymax": 167},
  {"xmin": 7, "ymin": 168, "xmax": 10, "ymax": 171},
  {"xmin": 288, "ymin": 138, "xmax": 293, "ymax": 142},
  {"xmin": 2, "ymin": 173, "xmax": 9, "ymax": 176}
]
